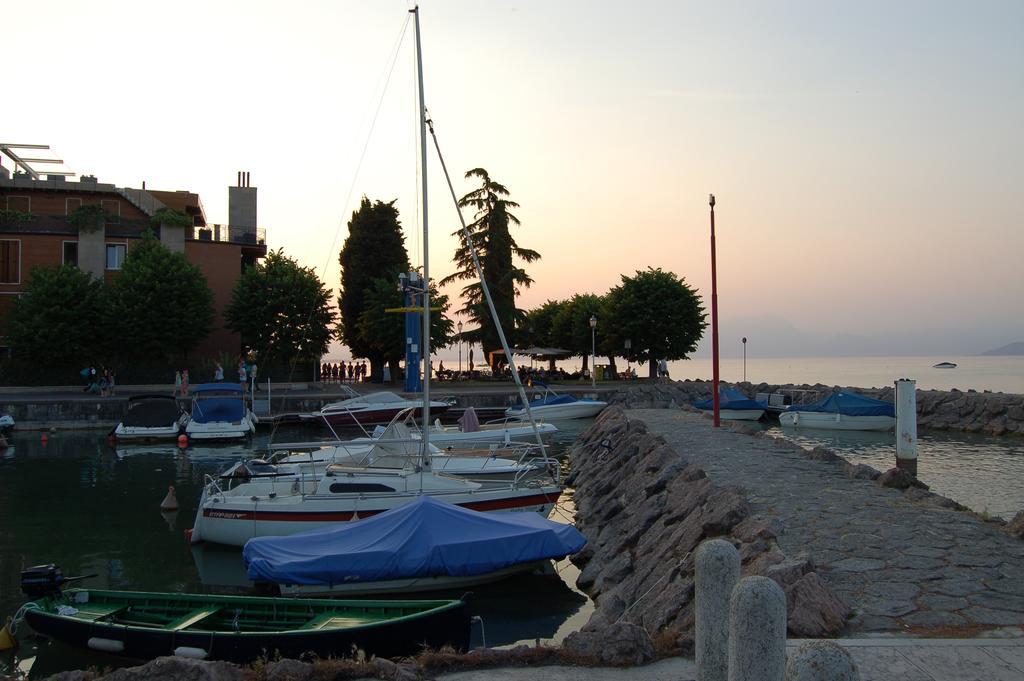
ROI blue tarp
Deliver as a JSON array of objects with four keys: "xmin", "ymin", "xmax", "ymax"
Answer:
[
  {"xmin": 695, "ymin": 387, "xmax": 767, "ymax": 411},
  {"xmin": 243, "ymin": 496, "xmax": 586, "ymax": 585},
  {"xmin": 789, "ymin": 391, "xmax": 895, "ymax": 417}
]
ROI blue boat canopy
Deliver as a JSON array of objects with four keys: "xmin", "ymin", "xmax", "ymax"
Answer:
[
  {"xmin": 790, "ymin": 391, "xmax": 895, "ymax": 417},
  {"xmin": 695, "ymin": 387, "xmax": 767, "ymax": 411},
  {"xmin": 192, "ymin": 383, "xmax": 244, "ymax": 394},
  {"xmin": 243, "ymin": 496, "xmax": 586, "ymax": 586}
]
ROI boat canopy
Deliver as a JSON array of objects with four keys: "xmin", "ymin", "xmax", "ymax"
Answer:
[
  {"xmin": 122, "ymin": 395, "xmax": 182, "ymax": 428},
  {"xmin": 695, "ymin": 387, "xmax": 767, "ymax": 411},
  {"xmin": 791, "ymin": 391, "xmax": 895, "ymax": 417},
  {"xmin": 243, "ymin": 496, "xmax": 586, "ymax": 585}
]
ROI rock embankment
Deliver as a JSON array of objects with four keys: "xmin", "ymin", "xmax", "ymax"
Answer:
[
  {"xmin": 607, "ymin": 380, "xmax": 1024, "ymax": 436},
  {"xmin": 563, "ymin": 407, "xmax": 848, "ymax": 655}
]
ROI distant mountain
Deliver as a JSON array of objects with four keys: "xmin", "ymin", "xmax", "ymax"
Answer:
[{"xmin": 980, "ymin": 342, "xmax": 1024, "ymax": 356}]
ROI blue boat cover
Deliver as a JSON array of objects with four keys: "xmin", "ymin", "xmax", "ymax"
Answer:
[
  {"xmin": 192, "ymin": 383, "xmax": 244, "ymax": 394},
  {"xmin": 243, "ymin": 496, "xmax": 586, "ymax": 585},
  {"xmin": 791, "ymin": 391, "xmax": 895, "ymax": 417},
  {"xmin": 695, "ymin": 387, "xmax": 767, "ymax": 411}
]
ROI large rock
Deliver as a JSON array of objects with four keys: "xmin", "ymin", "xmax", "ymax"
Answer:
[
  {"xmin": 99, "ymin": 657, "xmax": 248, "ymax": 681},
  {"xmin": 1007, "ymin": 510, "xmax": 1024, "ymax": 539},
  {"xmin": 785, "ymin": 572, "xmax": 852, "ymax": 636},
  {"xmin": 265, "ymin": 658, "xmax": 313, "ymax": 681},
  {"xmin": 877, "ymin": 467, "xmax": 929, "ymax": 490},
  {"xmin": 562, "ymin": 622, "xmax": 656, "ymax": 665}
]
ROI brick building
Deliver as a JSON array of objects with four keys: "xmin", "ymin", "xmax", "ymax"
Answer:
[{"xmin": 0, "ymin": 156, "xmax": 267, "ymax": 359}]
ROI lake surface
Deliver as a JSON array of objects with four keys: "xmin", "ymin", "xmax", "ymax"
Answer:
[{"xmin": 0, "ymin": 420, "xmax": 594, "ymax": 678}]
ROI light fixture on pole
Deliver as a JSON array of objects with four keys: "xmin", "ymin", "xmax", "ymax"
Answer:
[
  {"xmin": 457, "ymin": 321, "xmax": 463, "ymax": 379},
  {"xmin": 589, "ymin": 315, "xmax": 597, "ymax": 388},
  {"xmin": 709, "ymin": 194, "xmax": 720, "ymax": 428},
  {"xmin": 742, "ymin": 336, "xmax": 747, "ymax": 383}
]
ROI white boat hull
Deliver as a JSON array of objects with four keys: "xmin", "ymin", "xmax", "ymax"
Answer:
[
  {"xmin": 186, "ymin": 413, "xmax": 256, "ymax": 441},
  {"xmin": 427, "ymin": 422, "xmax": 558, "ymax": 447},
  {"xmin": 506, "ymin": 401, "xmax": 607, "ymax": 421},
  {"xmin": 778, "ymin": 411, "xmax": 895, "ymax": 431},
  {"xmin": 279, "ymin": 561, "xmax": 545, "ymax": 597},
  {"xmin": 114, "ymin": 422, "xmax": 187, "ymax": 440}
]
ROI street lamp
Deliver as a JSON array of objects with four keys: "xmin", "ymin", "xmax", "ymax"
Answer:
[
  {"xmin": 589, "ymin": 315, "xmax": 597, "ymax": 388},
  {"xmin": 742, "ymin": 337, "xmax": 747, "ymax": 383},
  {"xmin": 457, "ymin": 321, "xmax": 463, "ymax": 379}
]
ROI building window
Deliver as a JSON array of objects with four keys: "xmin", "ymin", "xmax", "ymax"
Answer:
[
  {"xmin": 105, "ymin": 243, "xmax": 126, "ymax": 270},
  {"xmin": 5, "ymin": 196, "xmax": 30, "ymax": 212},
  {"xmin": 63, "ymin": 241, "xmax": 79, "ymax": 267},
  {"xmin": 65, "ymin": 198, "xmax": 82, "ymax": 215},
  {"xmin": 0, "ymin": 240, "xmax": 21, "ymax": 284},
  {"xmin": 100, "ymin": 199, "xmax": 120, "ymax": 217}
]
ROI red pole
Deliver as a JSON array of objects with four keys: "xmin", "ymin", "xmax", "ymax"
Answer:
[{"xmin": 709, "ymin": 194, "xmax": 720, "ymax": 427}]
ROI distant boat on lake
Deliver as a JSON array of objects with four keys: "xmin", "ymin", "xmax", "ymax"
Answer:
[{"xmin": 933, "ymin": 362, "xmax": 958, "ymax": 369}]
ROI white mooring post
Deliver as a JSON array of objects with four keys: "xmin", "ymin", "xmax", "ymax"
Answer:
[
  {"xmin": 696, "ymin": 539, "xmax": 740, "ymax": 681},
  {"xmin": 895, "ymin": 378, "xmax": 918, "ymax": 476},
  {"xmin": 728, "ymin": 576, "xmax": 786, "ymax": 681}
]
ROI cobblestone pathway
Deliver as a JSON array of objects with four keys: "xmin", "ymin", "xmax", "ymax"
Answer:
[{"xmin": 629, "ymin": 409, "xmax": 1024, "ymax": 635}]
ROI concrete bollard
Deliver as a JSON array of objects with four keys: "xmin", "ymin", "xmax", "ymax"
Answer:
[
  {"xmin": 895, "ymin": 378, "xmax": 918, "ymax": 475},
  {"xmin": 785, "ymin": 641, "xmax": 860, "ymax": 681},
  {"xmin": 728, "ymin": 576, "xmax": 787, "ymax": 681},
  {"xmin": 695, "ymin": 539, "xmax": 741, "ymax": 681}
]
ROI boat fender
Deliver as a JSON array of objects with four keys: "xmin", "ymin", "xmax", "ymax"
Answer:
[
  {"xmin": 88, "ymin": 637, "xmax": 125, "ymax": 653},
  {"xmin": 174, "ymin": 646, "xmax": 209, "ymax": 659},
  {"xmin": 160, "ymin": 485, "xmax": 179, "ymax": 511},
  {"xmin": 0, "ymin": 617, "xmax": 16, "ymax": 651}
]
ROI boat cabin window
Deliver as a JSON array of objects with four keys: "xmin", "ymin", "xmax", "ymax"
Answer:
[{"xmin": 328, "ymin": 482, "xmax": 396, "ymax": 493}]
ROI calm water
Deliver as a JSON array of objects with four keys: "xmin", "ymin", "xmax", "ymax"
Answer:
[
  {"xmin": 0, "ymin": 420, "xmax": 593, "ymax": 678},
  {"xmin": 766, "ymin": 426, "xmax": 1024, "ymax": 519}
]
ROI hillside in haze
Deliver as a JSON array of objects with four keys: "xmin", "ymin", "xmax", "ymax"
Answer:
[{"xmin": 981, "ymin": 342, "xmax": 1024, "ymax": 356}]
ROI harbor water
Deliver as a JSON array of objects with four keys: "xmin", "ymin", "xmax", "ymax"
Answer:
[{"xmin": 0, "ymin": 421, "xmax": 593, "ymax": 678}]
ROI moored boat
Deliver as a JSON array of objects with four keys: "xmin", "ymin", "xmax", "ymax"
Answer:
[
  {"xmin": 300, "ymin": 390, "xmax": 451, "ymax": 428},
  {"xmin": 113, "ymin": 395, "xmax": 189, "ymax": 441},
  {"xmin": 185, "ymin": 383, "xmax": 256, "ymax": 441},
  {"xmin": 778, "ymin": 390, "xmax": 896, "ymax": 431},
  {"xmin": 933, "ymin": 361, "xmax": 957, "ymax": 369},
  {"xmin": 505, "ymin": 383, "xmax": 606, "ymax": 421},
  {"xmin": 694, "ymin": 386, "xmax": 767, "ymax": 421},
  {"xmin": 20, "ymin": 575, "xmax": 469, "ymax": 662},
  {"xmin": 244, "ymin": 496, "xmax": 586, "ymax": 596}
]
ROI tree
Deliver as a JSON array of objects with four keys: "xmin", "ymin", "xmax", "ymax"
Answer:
[
  {"xmin": 111, "ymin": 232, "xmax": 214, "ymax": 360},
  {"xmin": 601, "ymin": 268, "xmax": 707, "ymax": 378},
  {"xmin": 439, "ymin": 169, "xmax": 540, "ymax": 368},
  {"xmin": 551, "ymin": 294, "xmax": 603, "ymax": 374},
  {"xmin": 522, "ymin": 299, "xmax": 566, "ymax": 348},
  {"xmin": 67, "ymin": 204, "xmax": 114, "ymax": 233},
  {"xmin": 7, "ymin": 265, "xmax": 111, "ymax": 365},
  {"xmin": 356, "ymin": 274, "xmax": 453, "ymax": 382},
  {"xmin": 338, "ymin": 198, "xmax": 411, "ymax": 378},
  {"xmin": 225, "ymin": 249, "xmax": 336, "ymax": 364}
]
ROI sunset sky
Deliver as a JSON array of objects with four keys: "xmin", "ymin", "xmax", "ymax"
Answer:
[{"xmin": 5, "ymin": 0, "xmax": 1022, "ymax": 357}]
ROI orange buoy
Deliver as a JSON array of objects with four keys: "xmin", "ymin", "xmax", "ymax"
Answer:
[
  {"xmin": 177, "ymin": 434, "xmax": 188, "ymax": 447},
  {"xmin": 160, "ymin": 485, "xmax": 179, "ymax": 511},
  {"xmin": 40, "ymin": 433, "xmax": 49, "ymax": 445}
]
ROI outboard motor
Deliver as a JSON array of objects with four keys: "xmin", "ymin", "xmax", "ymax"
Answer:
[{"xmin": 21, "ymin": 564, "xmax": 66, "ymax": 599}]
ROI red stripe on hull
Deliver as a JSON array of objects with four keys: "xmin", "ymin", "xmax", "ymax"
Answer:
[{"xmin": 202, "ymin": 492, "xmax": 558, "ymax": 523}]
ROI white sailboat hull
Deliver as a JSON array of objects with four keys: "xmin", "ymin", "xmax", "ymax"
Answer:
[
  {"xmin": 506, "ymin": 401, "xmax": 607, "ymax": 421},
  {"xmin": 778, "ymin": 411, "xmax": 895, "ymax": 431},
  {"xmin": 186, "ymin": 413, "xmax": 256, "ymax": 441},
  {"xmin": 427, "ymin": 422, "xmax": 558, "ymax": 447}
]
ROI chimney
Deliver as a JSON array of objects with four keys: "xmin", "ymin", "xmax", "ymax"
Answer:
[{"xmin": 229, "ymin": 171, "xmax": 257, "ymax": 231}]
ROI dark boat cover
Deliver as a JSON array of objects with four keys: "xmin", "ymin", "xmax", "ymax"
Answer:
[
  {"xmin": 243, "ymin": 496, "xmax": 586, "ymax": 585},
  {"xmin": 790, "ymin": 391, "xmax": 895, "ymax": 417},
  {"xmin": 122, "ymin": 396, "xmax": 182, "ymax": 428},
  {"xmin": 695, "ymin": 387, "xmax": 767, "ymax": 411}
]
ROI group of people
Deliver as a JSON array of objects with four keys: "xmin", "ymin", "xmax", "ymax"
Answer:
[
  {"xmin": 320, "ymin": 361, "xmax": 367, "ymax": 383},
  {"xmin": 210, "ymin": 358, "xmax": 259, "ymax": 390},
  {"xmin": 173, "ymin": 369, "xmax": 191, "ymax": 397},
  {"xmin": 81, "ymin": 366, "xmax": 116, "ymax": 396}
]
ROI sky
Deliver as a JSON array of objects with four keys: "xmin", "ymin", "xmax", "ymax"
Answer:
[{"xmin": 4, "ymin": 0, "xmax": 1022, "ymax": 358}]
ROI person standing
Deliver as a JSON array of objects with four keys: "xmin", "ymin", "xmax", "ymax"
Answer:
[
  {"xmin": 339, "ymin": 360, "xmax": 346, "ymax": 383},
  {"xmin": 250, "ymin": 360, "xmax": 258, "ymax": 392},
  {"xmin": 214, "ymin": 362, "xmax": 224, "ymax": 382},
  {"xmin": 238, "ymin": 360, "xmax": 247, "ymax": 385},
  {"xmin": 174, "ymin": 370, "xmax": 182, "ymax": 397},
  {"xmin": 182, "ymin": 369, "xmax": 190, "ymax": 396}
]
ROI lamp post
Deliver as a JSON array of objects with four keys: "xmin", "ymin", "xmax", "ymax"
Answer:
[
  {"xmin": 742, "ymin": 337, "xmax": 747, "ymax": 383},
  {"xmin": 709, "ymin": 194, "xmax": 720, "ymax": 428},
  {"xmin": 589, "ymin": 315, "xmax": 597, "ymax": 388},
  {"xmin": 457, "ymin": 321, "xmax": 463, "ymax": 379}
]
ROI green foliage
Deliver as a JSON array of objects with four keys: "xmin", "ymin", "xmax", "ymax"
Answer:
[
  {"xmin": 601, "ymin": 267, "xmax": 707, "ymax": 377},
  {"xmin": 6, "ymin": 265, "xmax": 111, "ymax": 365},
  {"xmin": 0, "ymin": 209, "xmax": 34, "ymax": 227},
  {"xmin": 111, "ymin": 233, "xmax": 215, "ymax": 360},
  {"xmin": 439, "ymin": 169, "xmax": 540, "ymax": 362},
  {"xmin": 67, "ymin": 204, "xmax": 113, "ymax": 233},
  {"xmin": 522, "ymin": 299, "xmax": 567, "ymax": 348},
  {"xmin": 551, "ymin": 294, "xmax": 603, "ymax": 369},
  {"xmin": 356, "ymin": 274, "xmax": 453, "ymax": 376},
  {"xmin": 226, "ymin": 250, "xmax": 336, "ymax": 363},
  {"xmin": 150, "ymin": 207, "xmax": 193, "ymax": 229}
]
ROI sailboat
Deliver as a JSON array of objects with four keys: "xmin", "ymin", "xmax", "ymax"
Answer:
[{"xmin": 189, "ymin": 7, "xmax": 560, "ymax": 548}]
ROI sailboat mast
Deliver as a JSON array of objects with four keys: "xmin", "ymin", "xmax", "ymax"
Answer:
[{"xmin": 412, "ymin": 6, "xmax": 432, "ymax": 462}]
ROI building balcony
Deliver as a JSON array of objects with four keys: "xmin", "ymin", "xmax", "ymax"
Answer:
[{"xmin": 0, "ymin": 214, "xmax": 266, "ymax": 250}]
